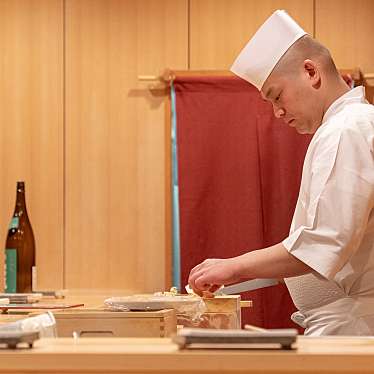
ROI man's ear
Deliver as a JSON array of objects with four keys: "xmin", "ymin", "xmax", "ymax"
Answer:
[{"xmin": 303, "ymin": 59, "xmax": 321, "ymax": 88}]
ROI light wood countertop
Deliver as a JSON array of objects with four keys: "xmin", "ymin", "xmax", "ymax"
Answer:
[{"xmin": 1, "ymin": 336, "xmax": 374, "ymax": 373}]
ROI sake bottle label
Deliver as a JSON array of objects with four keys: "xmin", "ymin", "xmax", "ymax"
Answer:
[
  {"xmin": 9, "ymin": 217, "xmax": 19, "ymax": 230},
  {"xmin": 5, "ymin": 248, "xmax": 17, "ymax": 293}
]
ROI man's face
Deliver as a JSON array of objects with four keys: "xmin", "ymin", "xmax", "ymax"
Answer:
[{"xmin": 260, "ymin": 71, "xmax": 322, "ymax": 135}]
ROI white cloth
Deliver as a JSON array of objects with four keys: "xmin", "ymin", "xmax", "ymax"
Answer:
[
  {"xmin": 230, "ymin": 10, "xmax": 306, "ymax": 90},
  {"xmin": 283, "ymin": 86, "xmax": 374, "ymax": 335}
]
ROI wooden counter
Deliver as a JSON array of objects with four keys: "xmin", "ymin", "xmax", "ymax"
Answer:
[
  {"xmin": 1, "ymin": 336, "xmax": 374, "ymax": 373},
  {"xmin": 0, "ymin": 293, "xmax": 248, "ymax": 336}
]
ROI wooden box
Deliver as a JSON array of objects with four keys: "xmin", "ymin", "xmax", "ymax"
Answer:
[
  {"xmin": 177, "ymin": 295, "xmax": 246, "ymax": 329},
  {"xmin": 52, "ymin": 309, "xmax": 177, "ymax": 338}
]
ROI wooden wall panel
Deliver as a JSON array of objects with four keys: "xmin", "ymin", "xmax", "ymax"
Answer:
[
  {"xmin": 65, "ymin": 0, "xmax": 187, "ymax": 291},
  {"xmin": 0, "ymin": 0, "xmax": 63, "ymax": 290},
  {"xmin": 315, "ymin": 0, "xmax": 374, "ymax": 75},
  {"xmin": 190, "ymin": 0, "xmax": 314, "ymax": 69}
]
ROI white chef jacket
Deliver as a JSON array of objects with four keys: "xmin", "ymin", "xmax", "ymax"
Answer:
[{"xmin": 283, "ymin": 86, "xmax": 374, "ymax": 336}]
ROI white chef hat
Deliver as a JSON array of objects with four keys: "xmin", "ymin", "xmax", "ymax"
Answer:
[{"xmin": 230, "ymin": 10, "xmax": 307, "ymax": 90}]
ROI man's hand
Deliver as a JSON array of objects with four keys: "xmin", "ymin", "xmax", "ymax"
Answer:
[
  {"xmin": 188, "ymin": 243, "xmax": 312, "ymax": 296},
  {"xmin": 188, "ymin": 257, "xmax": 244, "ymax": 296}
]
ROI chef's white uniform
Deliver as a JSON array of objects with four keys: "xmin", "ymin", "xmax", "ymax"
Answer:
[{"xmin": 283, "ymin": 86, "xmax": 374, "ymax": 335}]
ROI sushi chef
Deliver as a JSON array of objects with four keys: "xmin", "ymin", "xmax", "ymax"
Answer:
[{"xmin": 188, "ymin": 10, "xmax": 374, "ymax": 336}]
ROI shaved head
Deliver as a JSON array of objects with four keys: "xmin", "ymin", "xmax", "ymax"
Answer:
[{"xmin": 270, "ymin": 35, "xmax": 338, "ymax": 80}]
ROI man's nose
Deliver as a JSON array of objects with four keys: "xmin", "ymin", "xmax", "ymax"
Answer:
[{"xmin": 273, "ymin": 106, "xmax": 285, "ymax": 118}]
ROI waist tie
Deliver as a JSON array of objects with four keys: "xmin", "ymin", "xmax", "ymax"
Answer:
[{"xmin": 291, "ymin": 296, "xmax": 374, "ymax": 336}]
